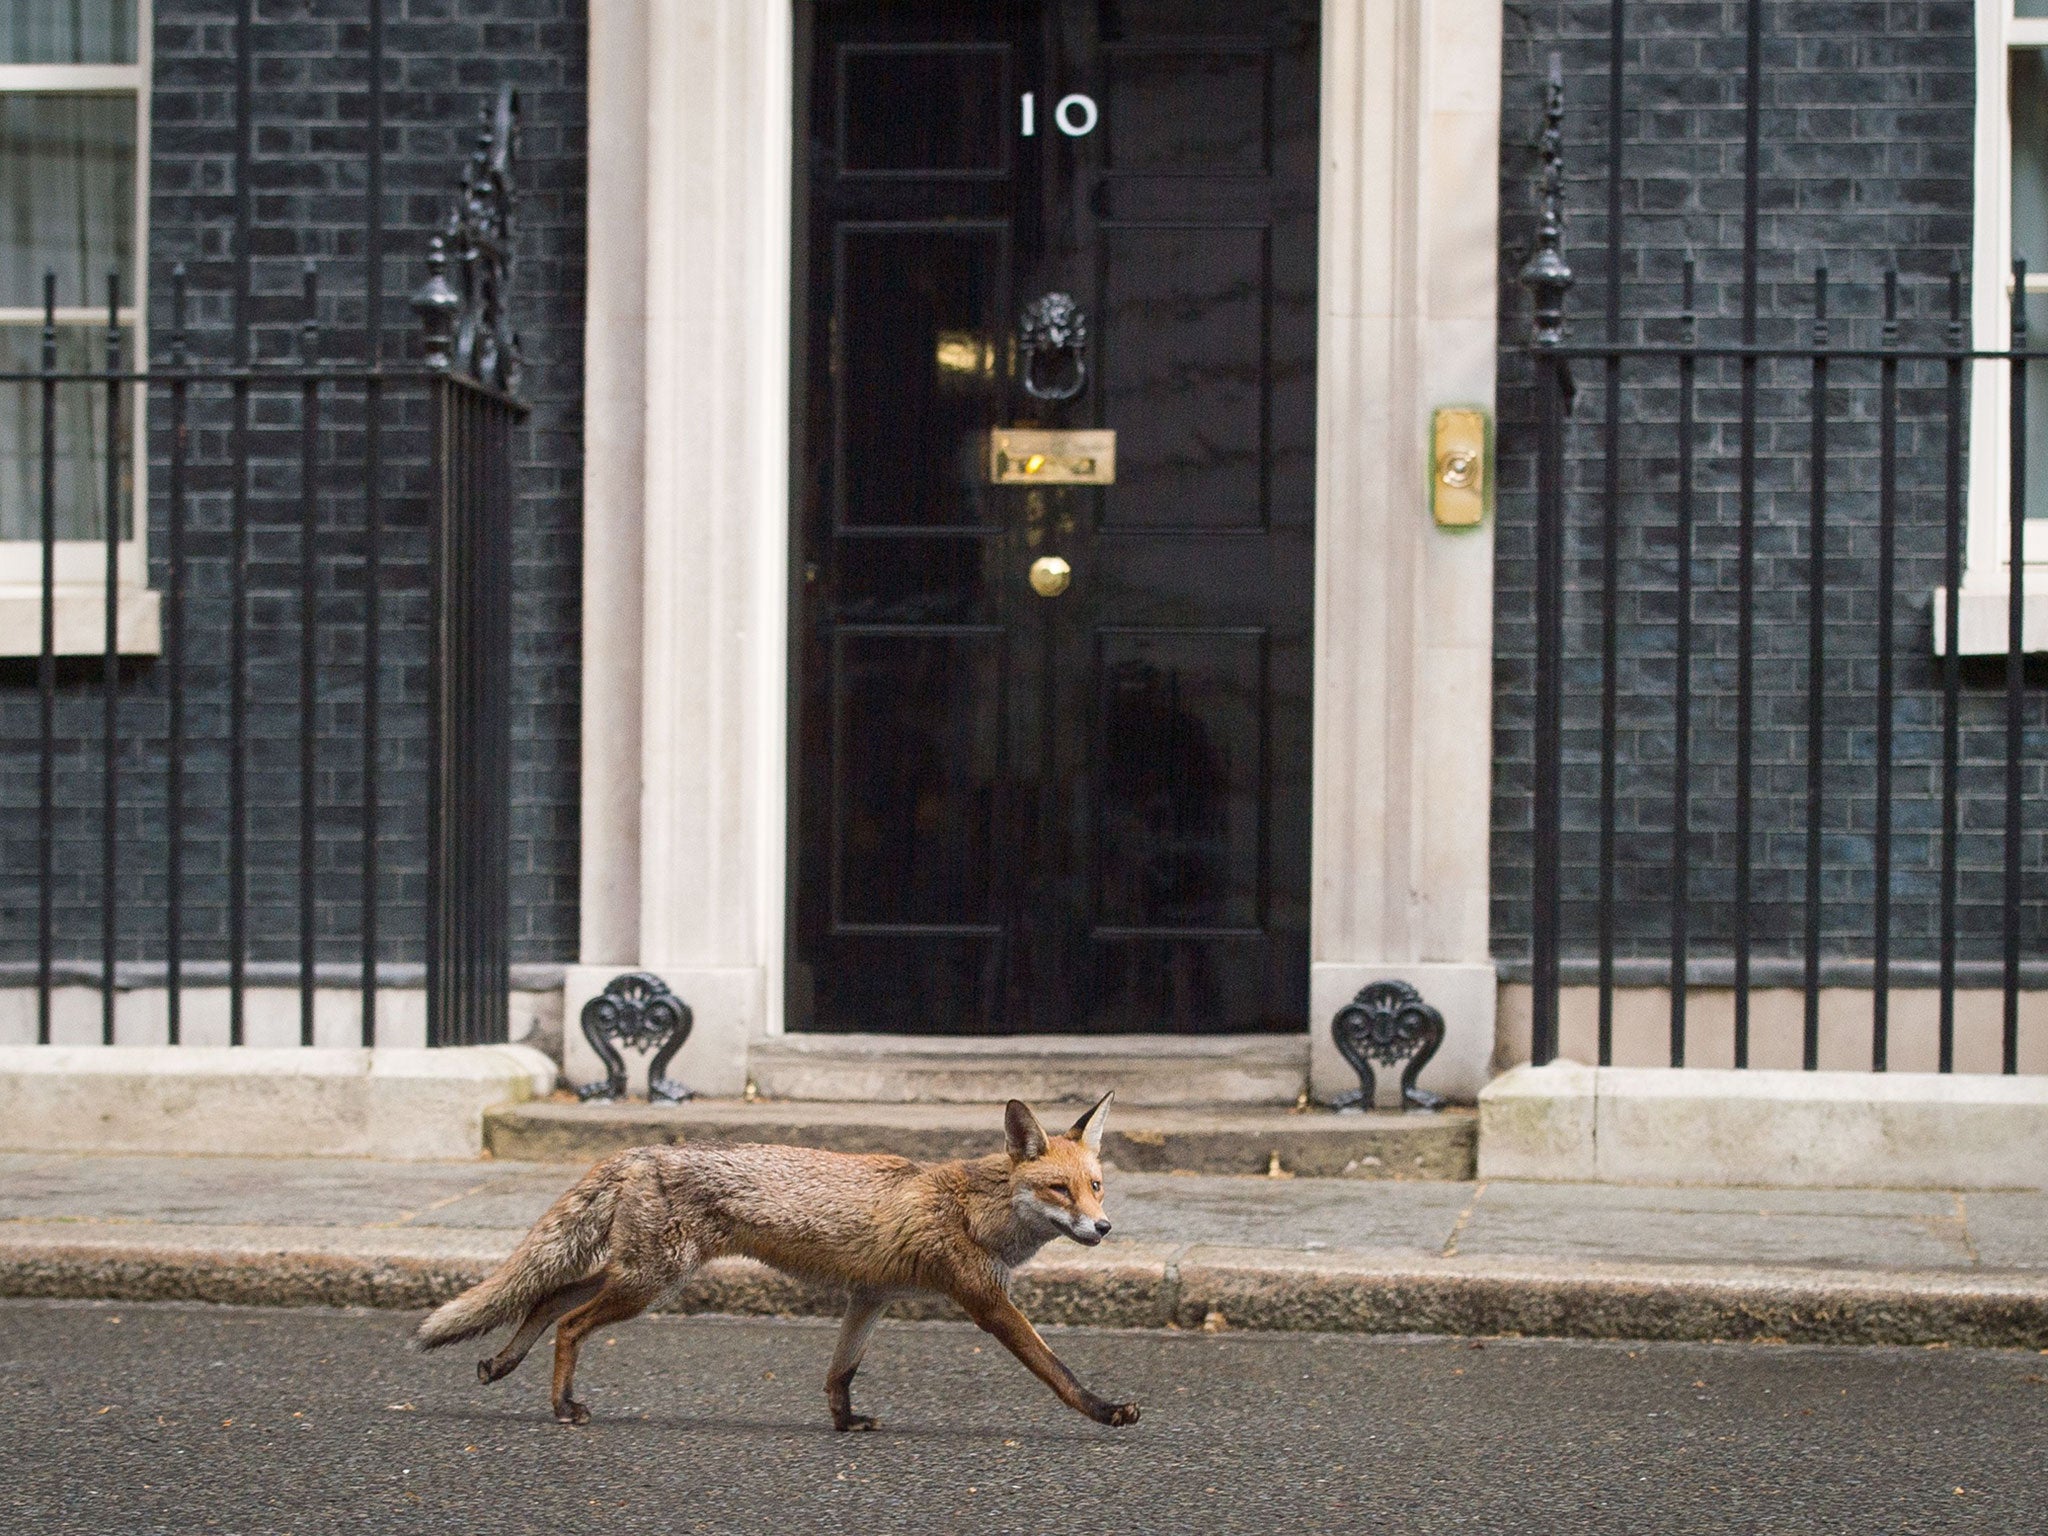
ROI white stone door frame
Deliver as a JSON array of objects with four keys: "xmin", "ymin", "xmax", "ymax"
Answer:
[{"xmin": 570, "ymin": 0, "xmax": 1504, "ymax": 1102}]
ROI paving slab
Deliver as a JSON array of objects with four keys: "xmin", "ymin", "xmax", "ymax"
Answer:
[
  {"xmin": 1455, "ymin": 1182, "xmax": 1977, "ymax": 1270},
  {"xmin": 0, "ymin": 1154, "xmax": 522, "ymax": 1227},
  {"xmin": 1951, "ymin": 1190, "xmax": 2048, "ymax": 1270},
  {"xmin": 1107, "ymin": 1172, "xmax": 1474, "ymax": 1255},
  {"xmin": 8, "ymin": 1152, "xmax": 2048, "ymax": 1347}
]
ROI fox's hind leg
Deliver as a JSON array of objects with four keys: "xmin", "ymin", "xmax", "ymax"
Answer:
[
  {"xmin": 478, "ymin": 1276, "xmax": 604, "ymax": 1384},
  {"xmin": 549, "ymin": 1275, "xmax": 659, "ymax": 1425},
  {"xmin": 825, "ymin": 1289, "xmax": 887, "ymax": 1432}
]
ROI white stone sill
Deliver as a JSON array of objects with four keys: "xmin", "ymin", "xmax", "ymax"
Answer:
[
  {"xmin": 0, "ymin": 584, "xmax": 161, "ymax": 657},
  {"xmin": 1930, "ymin": 582, "xmax": 2048, "ymax": 655},
  {"xmin": 1479, "ymin": 1061, "xmax": 2048, "ymax": 1189}
]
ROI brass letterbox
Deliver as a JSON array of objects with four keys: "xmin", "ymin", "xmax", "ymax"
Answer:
[{"xmin": 988, "ymin": 428, "xmax": 1117, "ymax": 486}]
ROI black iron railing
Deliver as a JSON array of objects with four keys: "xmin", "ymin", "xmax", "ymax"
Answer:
[
  {"xmin": 1519, "ymin": 54, "xmax": 2043, "ymax": 1072},
  {"xmin": 2, "ymin": 89, "xmax": 524, "ymax": 1050}
]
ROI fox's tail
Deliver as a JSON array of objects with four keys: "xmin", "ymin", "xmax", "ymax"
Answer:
[{"xmin": 413, "ymin": 1171, "xmax": 621, "ymax": 1351}]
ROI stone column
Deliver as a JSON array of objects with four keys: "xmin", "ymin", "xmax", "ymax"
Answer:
[
  {"xmin": 576, "ymin": 0, "xmax": 647, "ymax": 972},
  {"xmin": 1308, "ymin": 0, "xmax": 1503, "ymax": 1104},
  {"xmin": 567, "ymin": 0, "xmax": 792, "ymax": 1095}
]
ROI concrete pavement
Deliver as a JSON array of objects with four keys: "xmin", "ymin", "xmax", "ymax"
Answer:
[
  {"xmin": 6, "ymin": 1151, "xmax": 2048, "ymax": 1346},
  {"xmin": 9, "ymin": 1299, "xmax": 2047, "ymax": 1534}
]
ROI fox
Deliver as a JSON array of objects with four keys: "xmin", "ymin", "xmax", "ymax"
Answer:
[{"xmin": 413, "ymin": 1091, "xmax": 1140, "ymax": 1431}]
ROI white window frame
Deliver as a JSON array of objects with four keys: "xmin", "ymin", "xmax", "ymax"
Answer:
[
  {"xmin": 0, "ymin": 0, "xmax": 157, "ymax": 657},
  {"xmin": 1960, "ymin": 0, "xmax": 2048, "ymax": 653}
]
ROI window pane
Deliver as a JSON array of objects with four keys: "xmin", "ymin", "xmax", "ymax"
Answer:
[
  {"xmin": 2015, "ymin": 53, "xmax": 2048, "ymax": 526},
  {"xmin": 2021, "ymin": 0, "xmax": 2048, "ymax": 18},
  {"xmin": 0, "ymin": 94, "xmax": 135, "ymax": 311},
  {"xmin": 0, "ymin": 326, "xmax": 135, "ymax": 542},
  {"xmin": 1, "ymin": 1, "xmax": 136, "ymax": 64}
]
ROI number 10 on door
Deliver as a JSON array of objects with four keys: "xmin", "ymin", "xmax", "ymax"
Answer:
[{"xmin": 1020, "ymin": 92, "xmax": 1098, "ymax": 138}]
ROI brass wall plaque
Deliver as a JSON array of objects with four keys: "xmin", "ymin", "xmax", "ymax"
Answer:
[
  {"xmin": 1430, "ymin": 406, "xmax": 1490, "ymax": 528},
  {"xmin": 989, "ymin": 428, "xmax": 1116, "ymax": 485}
]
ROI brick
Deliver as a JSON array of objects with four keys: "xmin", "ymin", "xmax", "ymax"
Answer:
[{"xmin": 1492, "ymin": 1, "xmax": 2047, "ymax": 975}]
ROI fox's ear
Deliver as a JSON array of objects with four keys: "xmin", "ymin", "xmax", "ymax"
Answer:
[
  {"xmin": 1004, "ymin": 1099, "xmax": 1048, "ymax": 1163},
  {"xmin": 1065, "ymin": 1090, "xmax": 1114, "ymax": 1153}
]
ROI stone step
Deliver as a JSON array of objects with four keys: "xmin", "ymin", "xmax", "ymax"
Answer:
[
  {"xmin": 484, "ymin": 1097, "xmax": 1476, "ymax": 1180},
  {"xmin": 743, "ymin": 1032, "xmax": 1310, "ymax": 1107}
]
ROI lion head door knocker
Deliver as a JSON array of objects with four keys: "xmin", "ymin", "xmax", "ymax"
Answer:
[
  {"xmin": 1328, "ymin": 980, "xmax": 1447, "ymax": 1112},
  {"xmin": 1017, "ymin": 291, "xmax": 1088, "ymax": 401},
  {"xmin": 577, "ymin": 972, "xmax": 695, "ymax": 1104}
]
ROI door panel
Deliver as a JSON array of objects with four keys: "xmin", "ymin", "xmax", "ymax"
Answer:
[
  {"xmin": 838, "ymin": 45, "xmax": 1012, "ymax": 176},
  {"xmin": 794, "ymin": 0, "xmax": 1317, "ymax": 1036},
  {"xmin": 1103, "ymin": 48, "xmax": 1270, "ymax": 175},
  {"xmin": 1098, "ymin": 223, "xmax": 1270, "ymax": 530},
  {"xmin": 831, "ymin": 627, "xmax": 1005, "ymax": 931},
  {"xmin": 1094, "ymin": 627, "xmax": 1266, "ymax": 934},
  {"xmin": 836, "ymin": 223, "xmax": 1009, "ymax": 531}
]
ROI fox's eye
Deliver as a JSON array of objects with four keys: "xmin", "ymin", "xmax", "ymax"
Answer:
[{"xmin": 1090, "ymin": 1179, "xmax": 1101, "ymax": 1194}]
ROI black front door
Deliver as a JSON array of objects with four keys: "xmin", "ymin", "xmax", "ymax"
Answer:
[{"xmin": 791, "ymin": 0, "xmax": 1318, "ymax": 1035}]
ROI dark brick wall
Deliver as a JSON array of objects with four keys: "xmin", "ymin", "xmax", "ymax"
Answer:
[
  {"xmin": 0, "ymin": 0, "xmax": 584, "ymax": 973},
  {"xmin": 1493, "ymin": 0, "xmax": 2048, "ymax": 975}
]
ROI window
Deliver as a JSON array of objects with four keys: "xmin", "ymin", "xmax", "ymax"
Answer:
[
  {"xmin": 0, "ymin": 1, "xmax": 154, "ymax": 655},
  {"xmin": 1964, "ymin": 0, "xmax": 2048, "ymax": 651}
]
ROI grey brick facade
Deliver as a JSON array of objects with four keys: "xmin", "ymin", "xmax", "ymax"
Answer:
[
  {"xmin": 6, "ymin": 1, "xmax": 2037, "ymax": 1001},
  {"xmin": 0, "ymin": 0, "xmax": 585, "ymax": 974},
  {"xmin": 1494, "ymin": 0, "xmax": 2047, "ymax": 976}
]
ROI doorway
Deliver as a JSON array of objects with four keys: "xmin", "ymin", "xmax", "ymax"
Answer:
[{"xmin": 790, "ymin": 0, "xmax": 1319, "ymax": 1034}]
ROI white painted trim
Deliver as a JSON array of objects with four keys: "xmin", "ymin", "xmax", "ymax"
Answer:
[
  {"xmin": 0, "ymin": 307, "xmax": 140, "ymax": 325},
  {"xmin": 0, "ymin": 65, "xmax": 142, "ymax": 92},
  {"xmin": 1957, "ymin": 0, "xmax": 2048, "ymax": 650},
  {"xmin": 750, "ymin": 7, "xmax": 796, "ymax": 1046},
  {"xmin": 0, "ymin": 583, "xmax": 159, "ymax": 656},
  {"xmin": 0, "ymin": 2, "xmax": 153, "ymax": 602}
]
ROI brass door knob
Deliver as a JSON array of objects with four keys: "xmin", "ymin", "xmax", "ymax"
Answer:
[{"xmin": 1028, "ymin": 555, "xmax": 1071, "ymax": 597}]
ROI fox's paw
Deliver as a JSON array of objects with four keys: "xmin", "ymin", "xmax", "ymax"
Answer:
[
  {"xmin": 832, "ymin": 1413, "xmax": 879, "ymax": 1433},
  {"xmin": 1098, "ymin": 1401, "xmax": 1141, "ymax": 1428},
  {"xmin": 553, "ymin": 1397, "xmax": 592, "ymax": 1426}
]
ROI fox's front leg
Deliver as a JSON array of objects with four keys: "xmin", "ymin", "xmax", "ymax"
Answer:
[
  {"xmin": 960, "ymin": 1291, "xmax": 1139, "ymax": 1428},
  {"xmin": 826, "ymin": 1289, "xmax": 887, "ymax": 1431}
]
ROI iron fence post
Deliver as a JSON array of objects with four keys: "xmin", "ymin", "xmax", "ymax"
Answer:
[{"xmin": 1520, "ymin": 55, "xmax": 1572, "ymax": 1067}]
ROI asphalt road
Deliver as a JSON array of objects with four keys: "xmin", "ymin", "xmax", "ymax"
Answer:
[{"xmin": 4, "ymin": 1299, "xmax": 2044, "ymax": 1535}]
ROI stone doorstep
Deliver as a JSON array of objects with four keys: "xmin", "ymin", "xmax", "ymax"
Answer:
[
  {"xmin": 4, "ymin": 1227, "xmax": 2045, "ymax": 1349},
  {"xmin": 483, "ymin": 1098, "xmax": 1478, "ymax": 1180},
  {"xmin": 740, "ymin": 1033, "xmax": 1311, "ymax": 1108}
]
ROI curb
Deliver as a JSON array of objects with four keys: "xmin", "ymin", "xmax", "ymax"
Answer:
[{"xmin": 5, "ymin": 1232, "xmax": 2046, "ymax": 1350}]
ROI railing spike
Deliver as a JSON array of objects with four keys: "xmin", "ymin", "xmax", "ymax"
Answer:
[
  {"xmin": 411, "ymin": 84, "xmax": 520, "ymax": 392},
  {"xmin": 1519, "ymin": 52, "xmax": 1574, "ymax": 351}
]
